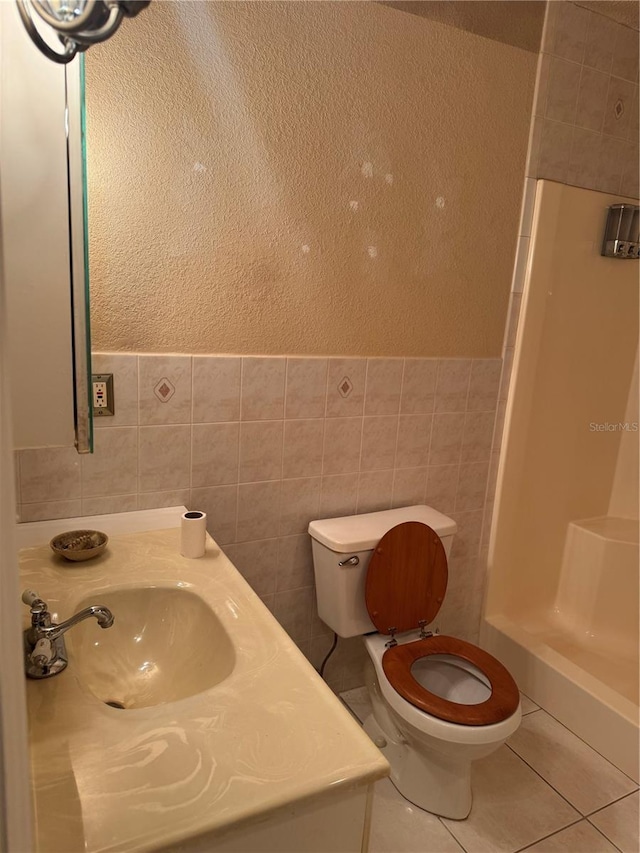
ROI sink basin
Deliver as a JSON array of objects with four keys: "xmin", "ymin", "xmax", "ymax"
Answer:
[{"xmin": 68, "ymin": 586, "xmax": 235, "ymax": 709}]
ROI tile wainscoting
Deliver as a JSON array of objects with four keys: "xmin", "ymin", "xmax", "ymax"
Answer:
[
  {"xmin": 16, "ymin": 353, "xmax": 501, "ymax": 692},
  {"xmin": 528, "ymin": 1, "xmax": 639, "ymax": 196}
]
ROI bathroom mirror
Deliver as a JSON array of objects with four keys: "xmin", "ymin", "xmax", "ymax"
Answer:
[{"xmin": 1, "ymin": 1, "xmax": 93, "ymax": 452}]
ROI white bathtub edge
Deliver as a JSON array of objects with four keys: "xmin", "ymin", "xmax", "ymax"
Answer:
[{"xmin": 480, "ymin": 614, "xmax": 639, "ymax": 784}]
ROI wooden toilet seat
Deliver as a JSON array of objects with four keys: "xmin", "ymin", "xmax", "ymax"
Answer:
[
  {"xmin": 365, "ymin": 521, "xmax": 519, "ymax": 725},
  {"xmin": 382, "ymin": 635, "xmax": 520, "ymax": 725}
]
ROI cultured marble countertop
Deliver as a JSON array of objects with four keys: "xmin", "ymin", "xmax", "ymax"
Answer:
[{"xmin": 19, "ymin": 527, "xmax": 388, "ymax": 853}]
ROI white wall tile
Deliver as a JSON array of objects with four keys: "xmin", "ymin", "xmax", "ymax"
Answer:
[
  {"xmin": 546, "ymin": 57, "xmax": 581, "ymax": 124},
  {"xmin": 139, "ymin": 425, "xmax": 191, "ymax": 492},
  {"xmin": 19, "ymin": 447, "xmax": 81, "ymax": 504},
  {"xmin": 283, "ymin": 419, "xmax": 324, "ymax": 479},
  {"xmin": 192, "ymin": 356, "xmax": 241, "ymax": 423},
  {"xmin": 138, "ymin": 490, "xmax": 190, "ymax": 511},
  {"xmin": 468, "ymin": 360, "xmax": 501, "ymax": 412},
  {"xmin": 82, "ymin": 494, "xmax": 138, "ymax": 516},
  {"xmin": 276, "ymin": 534, "xmax": 314, "ymax": 591},
  {"xmin": 81, "ymin": 427, "xmax": 138, "ymax": 497},
  {"xmin": 236, "ymin": 480, "xmax": 281, "ymax": 542},
  {"xmin": 550, "ymin": 2, "xmax": 590, "ymax": 64},
  {"xmin": 396, "ymin": 415, "xmax": 432, "ymax": 469},
  {"xmin": 356, "ymin": 470, "xmax": 393, "ymax": 514},
  {"xmin": 392, "ymin": 467, "xmax": 427, "ymax": 509},
  {"xmin": 190, "ymin": 484, "xmax": 238, "ymax": 545},
  {"xmin": 20, "ymin": 500, "xmax": 82, "ymax": 523},
  {"xmin": 240, "ymin": 357, "xmax": 285, "ymax": 421},
  {"xmin": 322, "ymin": 417, "xmax": 363, "ymax": 474},
  {"xmin": 285, "ymin": 358, "xmax": 328, "ymax": 419},
  {"xmin": 364, "ymin": 358, "xmax": 403, "ymax": 416},
  {"xmin": 400, "ymin": 359, "xmax": 437, "ymax": 414},
  {"xmin": 192, "ymin": 422, "xmax": 239, "ymax": 487},
  {"xmin": 138, "ymin": 355, "xmax": 192, "ymax": 425},
  {"xmin": 325, "ymin": 358, "xmax": 366, "ymax": 417},
  {"xmin": 435, "ymin": 360, "xmax": 471, "ymax": 413},
  {"xmin": 223, "ymin": 538, "xmax": 279, "ymax": 597},
  {"xmin": 430, "ymin": 413, "xmax": 465, "ymax": 466},
  {"xmin": 426, "ymin": 464, "xmax": 460, "ymax": 514},
  {"xmin": 280, "ymin": 477, "xmax": 321, "ymax": 536},
  {"xmin": 319, "ymin": 473, "xmax": 358, "ymax": 519},
  {"xmin": 239, "ymin": 420, "xmax": 283, "ymax": 483},
  {"xmin": 361, "ymin": 416, "xmax": 399, "ymax": 471},
  {"xmin": 461, "ymin": 411, "xmax": 495, "ymax": 463}
]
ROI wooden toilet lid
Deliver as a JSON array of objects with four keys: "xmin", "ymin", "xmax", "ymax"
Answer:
[
  {"xmin": 383, "ymin": 635, "xmax": 520, "ymax": 725},
  {"xmin": 365, "ymin": 521, "xmax": 448, "ymax": 635}
]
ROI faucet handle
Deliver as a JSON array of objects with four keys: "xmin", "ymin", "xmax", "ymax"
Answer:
[
  {"xmin": 21, "ymin": 589, "xmax": 47, "ymax": 614},
  {"xmin": 30, "ymin": 638, "xmax": 54, "ymax": 668},
  {"xmin": 22, "ymin": 589, "xmax": 41, "ymax": 605}
]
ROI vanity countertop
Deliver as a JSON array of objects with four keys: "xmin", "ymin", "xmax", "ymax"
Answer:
[{"xmin": 19, "ymin": 526, "xmax": 388, "ymax": 853}]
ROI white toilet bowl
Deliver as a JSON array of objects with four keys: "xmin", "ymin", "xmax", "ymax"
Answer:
[
  {"xmin": 308, "ymin": 505, "xmax": 522, "ymax": 819},
  {"xmin": 362, "ymin": 633, "xmax": 521, "ymax": 819}
]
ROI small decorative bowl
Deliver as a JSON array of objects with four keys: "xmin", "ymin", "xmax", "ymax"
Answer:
[{"xmin": 50, "ymin": 530, "xmax": 109, "ymax": 562}]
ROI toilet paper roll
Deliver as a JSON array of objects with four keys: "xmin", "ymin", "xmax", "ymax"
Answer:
[{"xmin": 180, "ymin": 511, "xmax": 207, "ymax": 558}]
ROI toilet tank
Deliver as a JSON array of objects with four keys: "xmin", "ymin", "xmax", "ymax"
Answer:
[{"xmin": 308, "ymin": 505, "xmax": 457, "ymax": 639}]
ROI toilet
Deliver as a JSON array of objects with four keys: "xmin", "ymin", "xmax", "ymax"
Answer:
[{"xmin": 308, "ymin": 504, "xmax": 521, "ymax": 820}]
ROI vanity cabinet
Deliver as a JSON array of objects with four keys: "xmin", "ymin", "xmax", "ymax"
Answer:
[{"xmin": 0, "ymin": 2, "xmax": 91, "ymax": 452}]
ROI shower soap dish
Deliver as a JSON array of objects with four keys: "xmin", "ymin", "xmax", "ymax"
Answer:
[{"xmin": 50, "ymin": 530, "xmax": 109, "ymax": 562}]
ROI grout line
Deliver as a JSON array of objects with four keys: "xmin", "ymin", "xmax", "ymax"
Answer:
[
  {"xmin": 354, "ymin": 360, "xmax": 370, "ymax": 514},
  {"xmin": 512, "ymin": 816, "xmax": 584, "ymax": 853},
  {"xmin": 136, "ymin": 356, "xmax": 142, "ymax": 504},
  {"xmin": 232, "ymin": 361, "xmax": 246, "ymax": 544},
  {"xmin": 436, "ymin": 814, "xmax": 467, "ymax": 851},
  {"xmin": 318, "ymin": 361, "xmax": 329, "ymax": 511},
  {"xmin": 577, "ymin": 3, "xmax": 639, "ymax": 36},
  {"xmin": 188, "ymin": 356, "xmax": 194, "ymax": 495},
  {"xmin": 586, "ymin": 788, "xmax": 640, "ymax": 818},
  {"xmin": 522, "ymin": 704, "xmax": 640, "ymax": 787},
  {"xmin": 283, "ymin": 356, "xmax": 291, "ymax": 421},
  {"xmin": 505, "ymin": 740, "xmax": 590, "ymax": 817},
  {"xmin": 585, "ymin": 820, "xmax": 625, "ymax": 853}
]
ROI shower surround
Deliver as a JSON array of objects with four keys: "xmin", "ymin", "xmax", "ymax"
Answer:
[{"xmin": 483, "ymin": 181, "xmax": 639, "ymax": 782}]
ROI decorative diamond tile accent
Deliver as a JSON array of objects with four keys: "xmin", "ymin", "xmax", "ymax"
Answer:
[
  {"xmin": 338, "ymin": 377, "xmax": 353, "ymax": 398},
  {"xmin": 614, "ymin": 99, "xmax": 624, "ymax": 120},
  {"xmin": 154, "ymin": 377, "xmax": 175, "ymax": 402}
]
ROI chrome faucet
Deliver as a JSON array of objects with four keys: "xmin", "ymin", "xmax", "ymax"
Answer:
[{"xmin": 22, "ymin": 589, "xmax": 114, "ymax": 679}]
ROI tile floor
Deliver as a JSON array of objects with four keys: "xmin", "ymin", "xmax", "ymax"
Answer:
[{"xmin": 341, "ymin": 688, "xmax": 639, "ymax": 853}]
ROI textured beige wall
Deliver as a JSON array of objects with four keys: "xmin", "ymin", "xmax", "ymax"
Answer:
[{"xmin": 86, "ymin": 1, "xmax": 539, "ymax": 357}]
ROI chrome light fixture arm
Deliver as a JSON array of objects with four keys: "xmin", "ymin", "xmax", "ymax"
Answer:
[
  {"xmin": 15, "ymin": 0, "xmax": 150, "ymax": 65},
  {"xmin": 16, "ymin": 0, "xmax": 77, "ymax": 64}
]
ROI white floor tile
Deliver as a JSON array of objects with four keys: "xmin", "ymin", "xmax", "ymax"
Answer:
[
  {"xmin": 521, "ymin": 819, "xmax": 618, "ymax": 852},
  {"xmin": 442, "ymin": 746, "xmax": 579, "ymax": 853},
  {"xmin": 369, "ymin": 778, "xmax": 464, "ymax": 853},
  {"xmin": 508, "ymin": 711, "xmax": 637, "ymax": 815},
  {"xmin": 340, "ymin": 686, "xmax": 372, "ymax": 723},
  {"xmin": 589, "ymin": 791, "xmax": 640, "ymax": 853},
  {"xmin": 520, "ymin": 693, "xmax": 539, "ymax": 715}
]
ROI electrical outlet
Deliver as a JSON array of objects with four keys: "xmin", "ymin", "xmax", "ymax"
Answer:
[{"xmin": 92, "ymin": 373, "xmax": 115, "ymax": 417}]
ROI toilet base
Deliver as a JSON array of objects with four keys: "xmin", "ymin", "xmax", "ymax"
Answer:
[{"xmin": 364, "ymin": 713, "xmax": 472, "ymax": 820}]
